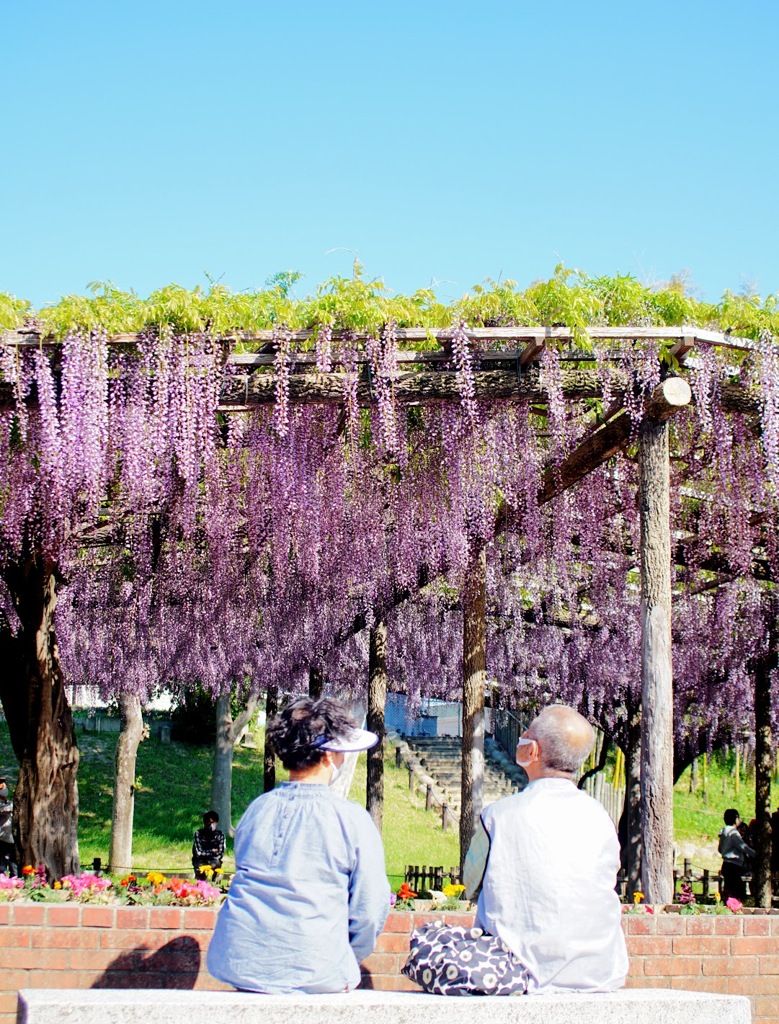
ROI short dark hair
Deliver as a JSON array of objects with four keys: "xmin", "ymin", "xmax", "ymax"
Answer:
[
  {"xmin": 724, "ymin": 808, "xmax": 740, "ymax": 826},
  {"xmin": 268, "ymin": 697, "xmax": 356, "ymax": 770},
  {"xmin": 204, "ymin": 810, "xmax": 219, "ymax": 826}
]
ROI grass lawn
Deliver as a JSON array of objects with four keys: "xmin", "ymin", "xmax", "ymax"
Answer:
[
  {"xmin": 0, "ymin": 721, "xmax": 459, "ymax": 886},
  {"xmin": 1, "ymin": 720, "xmax": 773, "ymax": 880}
]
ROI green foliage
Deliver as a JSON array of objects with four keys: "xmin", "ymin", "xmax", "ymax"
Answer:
[
  {"xmin": 0, "ymin": 293, "xmax": 31, "ymax": 331},
  {"xmin": 5, "ymin": 264, "xmax": 779, "ymax": 346}
]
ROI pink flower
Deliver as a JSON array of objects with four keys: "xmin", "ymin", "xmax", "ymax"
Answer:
[{"xmin": 725, "ymin": 897, "xmax": 743, "ymax": 912}]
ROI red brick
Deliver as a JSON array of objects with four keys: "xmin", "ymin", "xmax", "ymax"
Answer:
[
  {"xmin": 100, "ymin": 929, "xmax": 156, "ymax": 950},
  {"xmin": 384, "ymin": 912, "xmax": 412, "ymax": 932},
  {"xmin": 182, "ymin": 908, "xmax": 218, "ymax": 931},
  {"xmin": 32, "ymin": 928, "xmax": 100, "ymax": 950},
  {"xmin": 193, "ymin": 975, "xmax": 231, "ymax": 991},
  {"xmin": 0, "ymin": 906, "xmax": 10, "ymax": 925},
  {"xmin": 709, "ymin": 916, "xmax": 741, "ymax": 935},
  {"xmin": 624, "ymin": 917, "xmax": 654, "ymax": 936},
  {"xmin": 755, "ymin": 997, "xmax": 779, "ymax": 1018},
  {"xmin": 29, "ymin": 970, "xmax": 83, "ymax": 989},
  {"xmin": 624, "ymin": 976, "xmax": 674, "ymax": 989},
  {"xmin": 643, "ymin": 955, "xmax": 702, "ymax": 976},
  {"xmin": 686, "ymin": 916, "xmax": 715, "ymax": 935},
  {"xmin": 728, "ymin": 974, "xmax": 779, "ymax": 995},
  {"xmin": 46, "ymin": 905, "xmax": 80, "ymax": 927},
  {"xmin": 760, "ymin": 955, "xmax": 779, "ymax": 974},
  {"xmin": 81, "ymin": 906, "xmax": 114, "ymax": 928},
  {"xmin": 149, "ymin": 908, "xmax": 183, "ymax": 930},
  {"xmin": 4, "ymin": 948, "xmax": 68, "ymax": 970},
  {"xmin": 441, "ymin": 912, "xmax": 475, "ymax": 928},
  {"xmin": 0, "ymin": 970, "xmax": 31, "ymax": 991},
  {"xmin": 770, "ymin": 917, "xmax": 779, "ymax": 936},
  {"xmin": 703, "ymin": 955, "xmax": 757, "ymax": 976},
  {"xmin": 655, "ymin": 915, "xmax": 686, "ymax": 935},
  {"xmin": 743, "ymin": 915, "xmax": 771, "ymax": 935},
  {"xmin": 360, "ymin": 952, "xmax": 400, "ymax": 975},
  {"xmin": 669, "ymin": 976, "xmax": 727, "ymax": 993},
  {"xmin": 672, "ymin": 935, "xmax": 729, "ymax": 955},
  {"xmin": 115, "ymin": 907, "xmax": 150, "ymax": 930},
  {"xmin": 374, "ymin": 932, "xmax": 410, "ymax": 954},
  {"xmin": 363, "ymin": 974, "xmax": 419, "ymax": 991},
  {"xmin": 11, "ymin": 905, "xmax": 45, "ymax": 926},
  {"xmin": 731, "ymin": 935, "xmax": 777, "ymax": 955},
  {"xmin": 0, "ymin": 992, "xmax": 19, "ymax": 1015},
  {"xmin": 627, "ymin": 936, "xmax": 672, "ymax": 956},
  {"xmin": 68, "ymin": 948, "xmax": 119, "ymax": 971},
  {"xmin": 0, "ymin": 928, "xmax": 31, "ymax": 948}
]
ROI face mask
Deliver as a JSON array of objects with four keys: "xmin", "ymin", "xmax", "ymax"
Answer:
[
  {"xmin": 328, "ymin": 761, "xmax": 345, "ymax": 787},
  {"xmin": 516, "ymin": 738, "xmax": 535, "ymax": 769}
]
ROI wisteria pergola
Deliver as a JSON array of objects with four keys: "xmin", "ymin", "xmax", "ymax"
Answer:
[{"xmin": 1, "ymin": 301, "xmax": 777, "ymax": 905}]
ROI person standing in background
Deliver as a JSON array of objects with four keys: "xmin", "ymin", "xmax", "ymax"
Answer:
[{"xmin": 0, "ymin": 779, "xmax": 17, "ymax": 876}]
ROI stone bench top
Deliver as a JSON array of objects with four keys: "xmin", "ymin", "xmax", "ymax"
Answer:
[{"xmin": 17, "ymin": 988, "xmax": 752, "ymax": 1024}]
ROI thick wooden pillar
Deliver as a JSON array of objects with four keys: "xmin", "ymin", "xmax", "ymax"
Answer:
[
  {"xmin": 753, "ymin": 621, "xmax": 777, "ymax": 907},
  {"xmin": 109, "ymin": 692, "xmax": 144, "ymax": 874},
  {"xmin": 367, "ymin": 621, "xmax": 387, "ymax": 832},
  {"xmin": 638, "ymin": 378, "xmax": 689, "ymax": 904},
  {"xmin": 461, "ymin": 546, "xmax": 486, "ymax": 875}
]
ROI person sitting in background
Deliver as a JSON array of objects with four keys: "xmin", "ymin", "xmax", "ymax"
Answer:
[
  {"xmin": 207, "ymin": 697, "xmax": 390, "ymax": 994},
  {"xmin": 403, "ymin": 705, "xmax": 628, "ymax": 996},
  {"xmin": 718, "ymin": 808, "xmax": 753, "ymax": 902},
  {"xmin": 192, "ymin": 810, "xmax": 225, "ymax": 879}
]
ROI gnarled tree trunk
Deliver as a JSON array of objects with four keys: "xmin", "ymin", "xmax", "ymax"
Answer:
[
  {"xmin": 367, "ymin": 621, "xmax": 387, "ymax": 832},
  {"xmin": 0, "ymin": 554, "xmax": 79, "ymax": 878},
  {"xmin": 263, "ymin": 684, "xmax": 279, "ymax": 793},
  {"xmin": 109, "ymin": 692, "xmax": 144, "ymax": 874}
]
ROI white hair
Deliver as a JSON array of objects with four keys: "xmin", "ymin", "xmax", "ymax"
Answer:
[{"xmin": 529, "ymin": 706, "xmax": 595, "ymax": 774}]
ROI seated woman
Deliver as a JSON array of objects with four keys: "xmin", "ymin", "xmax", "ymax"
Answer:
[{"xmin": 207, "ymin": 697, "xmax": 390, "ymax": 994}]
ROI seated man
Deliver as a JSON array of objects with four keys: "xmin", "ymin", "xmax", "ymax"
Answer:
[
  {"xmin": 192, "ymin": 810, "xmax": 226, "ymax": 880},
  {"xmin": 403, "ymin": 705, "xmax": 628, "ymax": 995}
]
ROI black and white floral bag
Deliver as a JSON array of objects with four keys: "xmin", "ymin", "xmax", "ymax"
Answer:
[{"xmin": 402, "ymin": 920, "xmax": 529, "ymax": 996}]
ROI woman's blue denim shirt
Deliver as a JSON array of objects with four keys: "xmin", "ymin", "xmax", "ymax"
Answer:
[{"xmin": 207, "ymin": 782, "xmax": 390, "ymax": 994}]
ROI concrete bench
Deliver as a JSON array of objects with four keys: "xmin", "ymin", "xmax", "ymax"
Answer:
[{"xmin": 17, "ymin": 987, "xmax": 752, "ymax": 1024}]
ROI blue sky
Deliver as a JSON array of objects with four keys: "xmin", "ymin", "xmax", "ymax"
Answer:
[{"xmin": 2, "ymin": 0, "xmax": 777, "ymax": 308}]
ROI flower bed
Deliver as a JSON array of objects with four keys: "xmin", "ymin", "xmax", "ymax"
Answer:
[{"xmin": 0, "ymin": 867, "xmax": 224, "ymax": 906}]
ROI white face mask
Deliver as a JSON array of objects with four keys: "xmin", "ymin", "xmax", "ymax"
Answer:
[
  {"xmin": 516, "ymin": 737, "xmax": 535, "ymax": 769},
  {"xmin": 328, "ymin": 761, "xmax": 345, "ymax": 787}
]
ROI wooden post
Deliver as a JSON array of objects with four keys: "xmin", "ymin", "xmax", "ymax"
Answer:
[
  {"xmin": 426, "ymin": 784, "xmax": 433, "ymax": 811},
  {"xmin": 408, "ymin": 767, "xmax": 415, "ymax": 793},
  {"xmin": 395, "ymin": 745, "xmax": 402, "ymax": 769},
  {"xmin": 461, "ymin": 546, "xmax": 487, "ymax": 875},
  {"xmin": 367, "ymin": 621, "xmax": 387, "ymax": 833},
  {"xmin": 753, "ymin": 619, "xmax": 778, "ymax": 907},
  {"xmin": 442, "ymin": 803, "xmax": 451, "ymax": 831},
  {"xmin": 639, "ymin": 377, "xmax": 691, "ymax": 905}
]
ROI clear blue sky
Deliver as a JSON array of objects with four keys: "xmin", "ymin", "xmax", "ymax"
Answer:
[{"xmin": 2, "ymin": 0, "xmax": 777, "ymax": 308}]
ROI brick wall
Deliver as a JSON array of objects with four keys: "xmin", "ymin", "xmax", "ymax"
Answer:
[{"xmin": 1, "ymin": 903, "xmax": 777, "ymax": 1023}]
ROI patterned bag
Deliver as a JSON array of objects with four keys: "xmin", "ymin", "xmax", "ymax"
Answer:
[{"xmin": 401, "ymin": 920, "xmax": 529, "ymax": 996}]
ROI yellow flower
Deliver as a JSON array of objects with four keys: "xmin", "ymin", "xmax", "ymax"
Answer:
[
  {"xmin": 53, "ymin": 881, "xmax": 62, "ymax": 890},
  {"xmin": 214, "ymin": 867, "xmax": 223, "ymax": 875},
  {"xmin": 633, "ymin": 892, "xmax": 644, "ymax": 905},
  {"xmin": 713, "ymin": 891, "xmax": 721, "ymax": 903},
  {"xmin": 443, "ymin": 883, "xmax": 466, "ymax": 898},
  {"xmin": 146, "ymin": 871, "xmax": 165, "ymax": 886},
  {"xmin": 201, "ymin": 865, "xmax": 214, "ymax": 879}
]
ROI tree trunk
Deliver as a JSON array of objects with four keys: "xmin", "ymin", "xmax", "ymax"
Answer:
[
  {"xmin": 638, "ymin": 412, "xmax": 675, "ymax": 905},
  {"xmin": 263, "ymin": 684, "xmax": 279, "ymax": 793},
  {"xmin": 0, "ymin": 554, "xmax": 80, "ymax": 878},
  {"xmin": 211, "ymin": 687, "xmax": 260, "ymax": 834},
  {"xmin": 308, "ymin": 666, "xmax": 323, "ymax": 700},
  {"xmin": 108, "ymin": 692, "xmax": 144, "ymax": 874},
  {"xmin": 753, "ymin": 630, "xmax": 777, "ymax": 907},
  {"xmin": 211, "ymin": 693, "xmax": 235, "ymax": 834},
  {"xmin": 367, "ymin": 621, "xmax": 387, "ymax": 833},
  {"xmin": 461, "ymin": 547, "xmax": 486, "ymax": 876},
  {"xmin": 621, "ymin": 708, "xmax": 642, "ymax": 897}
]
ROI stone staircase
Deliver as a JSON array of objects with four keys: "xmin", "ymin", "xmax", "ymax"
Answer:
[{"xmin": 403, "ymin": 735, "xmax": 527, "ymax": 817}]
